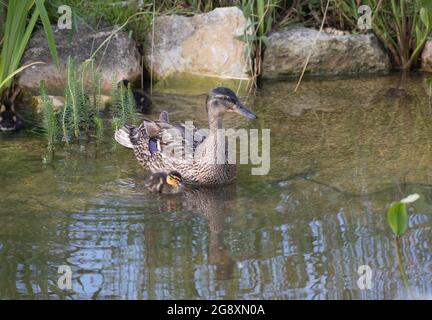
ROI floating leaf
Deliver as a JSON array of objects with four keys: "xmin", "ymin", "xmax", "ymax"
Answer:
[{"xmin": 387, "ymin": 202, "xmax": 408, "ymax": 237}]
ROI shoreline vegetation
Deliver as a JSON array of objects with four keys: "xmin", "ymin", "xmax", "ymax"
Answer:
[
  {"xmin": 40, "ymin": 57, "xmax": 140, "ymax": 151},
  {"xmin": 0, "ymin": 0, "xmax": 431, "ymax": 141},
  {"xmin": 44, "ymin": 0, "xmax": 432, "ymax": 71},
  {"xmin": 0, "ymin": 1, "xmax": 431, "ymax": 98}
]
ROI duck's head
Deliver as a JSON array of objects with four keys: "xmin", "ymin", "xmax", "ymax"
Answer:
[
  {"xmin": 165, "ymin": 171, "xmax": 183, "ymax": 189},
  {"xmin": 0, "ymin": 103, "xmax": 23, "ymax": 132},
  {"xmin": 206, "ymin": 87, "xmax": 257, "ymax": 120}
]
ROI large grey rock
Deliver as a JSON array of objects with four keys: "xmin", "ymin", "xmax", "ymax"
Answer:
[
  {"xmin": 421, "ymin": 40, "xmax": 432, "ymax": 72},
  {"xmin": 262, "ymin": 27, "xmax": 390, "ymax": 78},
  {"xmin": 143, "ymin": 7, "xmax": 251, "ymax": 81},
  {"xmin": 18, "ymin": 24, "xmax": 141, "ymax": 95}
]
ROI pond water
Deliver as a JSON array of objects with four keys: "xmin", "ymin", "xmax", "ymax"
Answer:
[{"xmin": 0, "ymin": 73, "xmax": 431, "ymax": 299}]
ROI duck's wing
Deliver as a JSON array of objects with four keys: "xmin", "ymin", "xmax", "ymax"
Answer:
[
  {"xmin": 128, "ymin": 116, "xmax": 208, "ymax": 156},
  {"xmin": 170, "ymin": 123, "xmax": 208, "ymax": 150}
]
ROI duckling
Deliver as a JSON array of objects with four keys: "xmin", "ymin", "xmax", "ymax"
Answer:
[
  {"xmin": 119, "ymin": 79, "xmax": 152, "ymax": 114},
  {"xmin": 0, "ymin": 88, "xmax": 23, "ymax": 132},
  {"xmin": 145, "ymin": 170, "xmax": 184, "ymax": 194}
]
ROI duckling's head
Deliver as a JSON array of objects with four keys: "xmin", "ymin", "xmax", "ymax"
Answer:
[
  {"xmin": 0, "ymin": 103, "xmax": 23, "ymax": 132},
  {"xmin": 166, "ymin": 171, "xmax": 183, "ymax": 188},
  {"xmin": 206, "ymin": 87, "xmax": 257, "ymax": 120}
]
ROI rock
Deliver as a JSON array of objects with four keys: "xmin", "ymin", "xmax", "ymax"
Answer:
[
  {"xmin": 262, "ymin": 27, "xmax": 390, "ymax": 78},
  {"xmin": 143, "ymin": 7, "xmax": 251, "ymax": 81},
  {"xmin": 31, "ymin": 95, "xmax": 111, "ymax": 113},
  {"xmin": 421, "ymin": 40, "xmax": 432, "ymax": 72},
  {"xmin": 18, "ymin": 24, "xmax": 141, "ymax": 95},
  {"xmin": 323, "ymin": 27, "xmax": 348, "ymax": 36},
  {"xmin": 31, "ymin": 95, "xmax": 65, "ymax": 112}
]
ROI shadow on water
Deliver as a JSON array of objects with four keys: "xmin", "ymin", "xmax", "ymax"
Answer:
[{"xmin": 0, "ymin": 73, "xmax": 431, "ymax": 299}]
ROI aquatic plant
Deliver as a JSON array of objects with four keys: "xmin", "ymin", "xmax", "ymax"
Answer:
[
  {"xmin": 40, "ymin": 57, "xmax": 105, "ymax": 147},
  {"xmin": 109, "ymin": 78, "xmax": 140, "ymax": 132},
  {"xmin": 89, "ymin": 65, "xmax": 104, "ymax": 141},
  {"xmin": 61, "ymin": 57, "xmax": 92, "ymax": 142},
  {"xmin": 387, "ymin": 193, "xmax": 419, "ymax": 237},
  {"xmin": 0, "ymin": 0, "xmax": 58, "ymax": 102},
  {"xmin": 387, "ymin": 193, "xmax": 419, "ymax": 297},
  {"xmin": 40, "ymin": 81, "xmax": 59, "ymax": 152},
  {"xmin": 39, "ymin": 57, "xmax": 141, "ymax": 149}
]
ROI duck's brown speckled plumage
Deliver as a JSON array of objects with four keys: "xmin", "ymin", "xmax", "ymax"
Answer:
[{"xmin": 114, "ymin": 87, "xmax": 256, "ymax": 186}]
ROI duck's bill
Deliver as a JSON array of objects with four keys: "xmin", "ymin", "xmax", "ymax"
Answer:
[{"xmin": 233, "ymin": 103, "xmax": 257, "ymax": 120}]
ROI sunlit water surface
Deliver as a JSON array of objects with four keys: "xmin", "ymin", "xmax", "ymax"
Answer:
[{"xmin": 0, "ymin": 73, "xmax": 431, "ymax": 299}]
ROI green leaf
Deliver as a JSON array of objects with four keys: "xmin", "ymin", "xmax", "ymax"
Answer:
[
  {"xmin": 256, "ymin": 0, "xmax": 265, "ymax": 36},
  {"xmin": 415, "ymin": 25, "xmax": 423, "ymax": 48},
  {"xmin": 35, "ymin": 0, "xmax": 60, "ymax": 68},
  {"xmin": 420, "ymin": 7, "xmax": 430, "ymax": 30},
  {"xmin": 0, "ymin": 62, "xmax": 45, "ymax": 91},
  {"xmin": 387, "ymin": 202, "xmax": 409, "ymax": 237}
]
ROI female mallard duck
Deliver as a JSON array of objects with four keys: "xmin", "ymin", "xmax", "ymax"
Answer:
[
  {"xmin": 145, "ymin": 171, "xmax": 183, "ymax": 194},
  {"xmin": 115, "ymin": 87, "xmax": 256, "ymax": 185}
]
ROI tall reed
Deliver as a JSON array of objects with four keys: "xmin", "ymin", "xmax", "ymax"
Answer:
[
  {"xmin": 241, "ymin": 0, "xmax": 280, "ymax": 80},
  {"xmin": 0, "ymin": 0, "xmax": 58, "ymax": 100}
]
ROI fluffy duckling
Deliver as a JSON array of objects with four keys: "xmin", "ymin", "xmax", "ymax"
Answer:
[
  {"xmin": 0, "ymin": 103, "xmax": 23, "ymax": 132},
  {"xmin": 120, "ymin": 79, "xmax": 152, "ymax": 114},
  {"xmin": 0, "ymin": 88, "xmax": 23, "ymax": 132},
  {"xmin": 145, "ymin": 171, "xmax": 184, "ymax": 194}
]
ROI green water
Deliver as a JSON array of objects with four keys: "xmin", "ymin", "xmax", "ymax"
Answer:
[{"xmin": 0, "ymin": 73, "xmax": 431, "ymax": 299}]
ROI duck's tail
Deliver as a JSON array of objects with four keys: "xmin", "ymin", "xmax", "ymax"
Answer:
[{"xmin": 114, "ymin": 124, "xmax": 134, "ymax": 148}]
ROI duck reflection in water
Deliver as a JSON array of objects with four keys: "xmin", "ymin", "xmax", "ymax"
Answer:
[
  {"xmin": 146, "ymin": 181, "xmax": 237, "ymax": 281},
  {"xmin": 184, "ymin": 184, "xmax": 236, "ymax": 281}
]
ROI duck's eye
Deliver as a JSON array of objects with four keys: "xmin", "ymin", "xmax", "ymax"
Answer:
[{"xmin": 222, "ymin": 96, "xmax": 235, "ymax": 104}]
